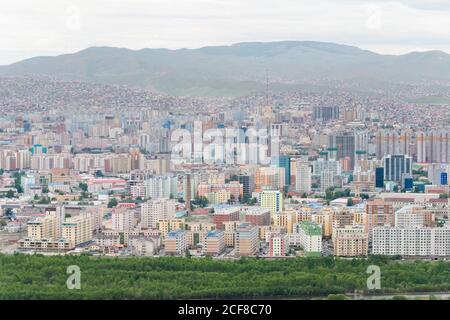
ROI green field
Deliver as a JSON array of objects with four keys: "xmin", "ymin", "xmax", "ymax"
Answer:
[
  {"xmin": 408, "ymin": 96, "xmax": 450, "ymax": 105},
  {"xmin": 0, "ymin": 254, "xmax": 449, "ymax": 299}
]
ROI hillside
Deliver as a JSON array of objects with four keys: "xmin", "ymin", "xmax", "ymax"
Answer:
[{"xmin": 1, "ymin": 41, "xmax": 450, "ymax": 96}]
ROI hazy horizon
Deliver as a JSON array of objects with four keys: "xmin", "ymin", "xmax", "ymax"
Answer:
[
  {"xmin": 3, "ymin": 39, "xmax": 450, "ymax": 67},
  {"xmin": 2, "ymin": 0, "xmax": 450, "ymax": 65}
]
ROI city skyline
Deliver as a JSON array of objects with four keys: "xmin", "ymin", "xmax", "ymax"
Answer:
[{"xmin": 1, "ymin": 0, "xmax": 450, "ymax": 305}]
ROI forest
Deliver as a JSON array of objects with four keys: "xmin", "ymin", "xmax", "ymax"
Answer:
[{"xmin": 0, "ymin": 254, "xmax": 449, "ymax": 299}]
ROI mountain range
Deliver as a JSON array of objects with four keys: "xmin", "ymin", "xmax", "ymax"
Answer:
[{"xmin": 1, "ymin": 41, "xmax": 450, "ymax": 97}]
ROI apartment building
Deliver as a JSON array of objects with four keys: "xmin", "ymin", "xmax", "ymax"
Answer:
[
  {"xmin": 268, "ymin": 233, "xmax": 288, "ymax": 257},
  {"xmin": 62, "ymin": 214, "xmax": 93, "ymax": 248},
  {"xmin": 294, "ymin": 221, "xmax": 322, "ymax": 256},
  {"xmin": 212, "ymin": 206, "xmax": 240, "ymax": 230},
  {"xmin": 204, "ymin": 230, "xmax": 225, "ymax": 256},
  {"xmin": 235, "ymin": 223, "xmax": 259, "ymax": 256},
  {"xmin": 164, "ymin": 230, "xmax": 187, "ymax": 255},
  {"xmin": 141, "ymin": 198, "xmax": 176, "ymax": 229},
  {"xmin": 332, "ymin": 225, "xmax": 368, "ymax": 257},
  {"xmin": 372, "ymin": 224, "xmax": 450, "ymax": 256}
]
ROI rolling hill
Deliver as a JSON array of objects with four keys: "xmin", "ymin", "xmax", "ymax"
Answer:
[{"xmin": 1, "ymin": 41, "xmax": 450, "ymax": 96}]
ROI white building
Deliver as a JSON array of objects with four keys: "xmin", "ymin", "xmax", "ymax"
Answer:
[
  {"xmin": 294, "ymin": 221, "xmax": 322, "ymax": 256},
  {"xmin": 61, "ymin": 214, "xmax": 93, "ymax": 247},
  {"xmin": 320, "ymin": 170, "xmax": 335, "ymax": 192},
  {"xmin": 372, "ymin": 224, "xmax": 450, "ymax": 256},
  {"xmin": 141, "ymin": 198, "xmax": 176, "ymax": 229},
  {"xmin": 313, "ymin": 158, "xmax": 342, "ymax": 176},
  {"xmin": 144, "ymin": 175, "xmax": 178, "ymax": 199},
  {"xmin": 295, "ymin": 162, "xmax": 311, "ymax": 194},
  {"xmin": 395, "ymin": 206, "xmax": 430, "ymax": 228},
  {"xmin": 268, "ymin": 233, "xmax": 288, "ymax": 257},
  {"xmin": 112, "ymin": 209, "xmax": 136, "ymax": 232}
]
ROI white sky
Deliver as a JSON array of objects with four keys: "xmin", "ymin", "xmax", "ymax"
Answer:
[{"xmin": 1, "ymin": 0, "xmax": 450, "ymax": 64}]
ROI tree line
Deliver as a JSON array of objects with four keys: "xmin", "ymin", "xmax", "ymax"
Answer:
[{"xmin": 0, "ymin": 254, "xmax": 449, "ymax": 299}]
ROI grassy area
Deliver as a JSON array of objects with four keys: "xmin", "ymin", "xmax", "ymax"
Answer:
[
  {"xmin": 0, "ymin": 254, "xmax": 449, "ymax": 299},
  {"xmin": 408, "ymin": 96, "xmax": 450, "ymax": 105}
]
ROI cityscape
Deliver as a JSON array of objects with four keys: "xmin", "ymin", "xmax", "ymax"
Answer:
[{"xmin": 0, "ymin": 0, "xmax": 450, "ymax": 308}]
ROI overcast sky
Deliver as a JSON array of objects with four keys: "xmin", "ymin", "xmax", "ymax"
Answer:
[{"xmin": 1, "ymin": 0, "xmax": 450, "ymax": 64}]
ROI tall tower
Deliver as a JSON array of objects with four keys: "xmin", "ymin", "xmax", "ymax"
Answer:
[
  {"xmin": 265, "ymin": 68, "xmax": 269, "ymax": 107},
  {"xmin": 185, "ymin": 173, "xmax": 192, "ymax": 214}
]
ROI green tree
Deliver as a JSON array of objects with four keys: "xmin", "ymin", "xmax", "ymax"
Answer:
[
  {"xmin": 108, "ymin": 198, "xmax": 118, "ymax": 208},
  {"xmin": 37, "ymin": 197, "xmax": 51, "ymax": 204},
  {"xmin": 327, "ymin": 294, "xmax": 348, "ymax": 300},
  {"xmin": 4, "ymin": 208, "xmax": 14, "ymax": 218},
  {"xmin": 6, "ymin": 189, "xmax": 15, "ymax": 198},
  {"xmin": 192, "ymin": 196, "xmax": 208, "ymax": 208},
  {"xmin": 13, "ymin": 172, "xmax": 24, "ymax": 193},
  {"xmin": 79, "ymin": 182, "xmax": 88, "ymax": 192}
]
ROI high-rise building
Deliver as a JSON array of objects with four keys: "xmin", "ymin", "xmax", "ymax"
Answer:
[
  {"xmin": 376, "ymin": 130, "xmax": 411, "ymax": 160},
  {"xmin": 141, "ymin": 198, "xmax": 176, "ymax": 229},
  {"xmin": 259, "ymin": 190, "xmax": 283, "ymax": 218},
  {"xmin": 295, "ymin": 162, "xmax": 311, "ymax": 194},
  {"xmin": 272, "ymin": 155, "xmax": 291, "ymax": 188},
  {"xmin": 61, "ymin": 214, "xmax": 92, "ymax": 247},
  {"xmin": 320, "ymin": 170, "xmax": 335, "ymax": 192},
  {"xmin": 394, "ymin": 206, "xmax": 433, "ymax": 228},
  {"xmin": 27, "ymin": 210, "xmax": 61, "ymax": 240},
  {"xmin": 144, "ymin": 175, "xmax": 178, "ymax": 199},
  {"xmin": 383, "ymin": 154, "xmax": 412, "ymax": 183},
  {"xmin": 185, "ymin": 173, "xmax": 192, "ymax": 213},
  {"xmin": 416, "ymin": 130, "xmax": 450, "ymax": 163},
  {"xmin": 238, "ymin": 174, "xmax": 255, "ymax": 198},
  {"xmin": 329, "ymin": 131, "xmax": 368, "ymax": 170},
  {"xmin": 313, "ymin": 158, "xmax": 341, "ymax": 176},
  {"xmin": 441, "ymin": 172, "xmax": 448, "ymax": 186},
  {"xmin": 112, "ymin": 208, "xmax": 136, "ymax": 232},
  {"xmin": 365, "ymin": 198, "xmax": 394, "ymax": 235},
  {"xmin": 375, "ymin": 167, "xmax": 384, "ymax": 188},
  {"xmin": 313, "ymin": 106, "xmax": 340, "ymax": 122},
  {"xmin": 254, "ymin": 166, "xmax": 285, "ymax": 191}
]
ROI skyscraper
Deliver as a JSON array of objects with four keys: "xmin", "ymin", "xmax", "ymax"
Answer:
[
  {"xmin": 313, "ymin": 106, "xmax": 340, "ymax": 122},
  {"xmin": 416, "ymin": 130, "xmax": 450, "ymax": 163},
  {"xmin": 272, "ymin": 155, "xmax": 291, "ymax": 188},
  {"xmin": 238, "ymin": 174, "xmax": 255, "ymax": 198},
  {"xmin": 329, "ymin": 131, "xmax": 368, "ymax": 170},
  {"xmin": 375, "ymin": 167, "xmax": 384, "ymax": 188},
  {"xmin": 376, "ymin": 130, "xmax": 411, "ymax": 160},
  {"xmin": 295, "ymin": 162, "xmax": 312, "ymax": 194},
  {"xmin": 383, "ymin": 154, "xmax": 412, "ymax": 183}
]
